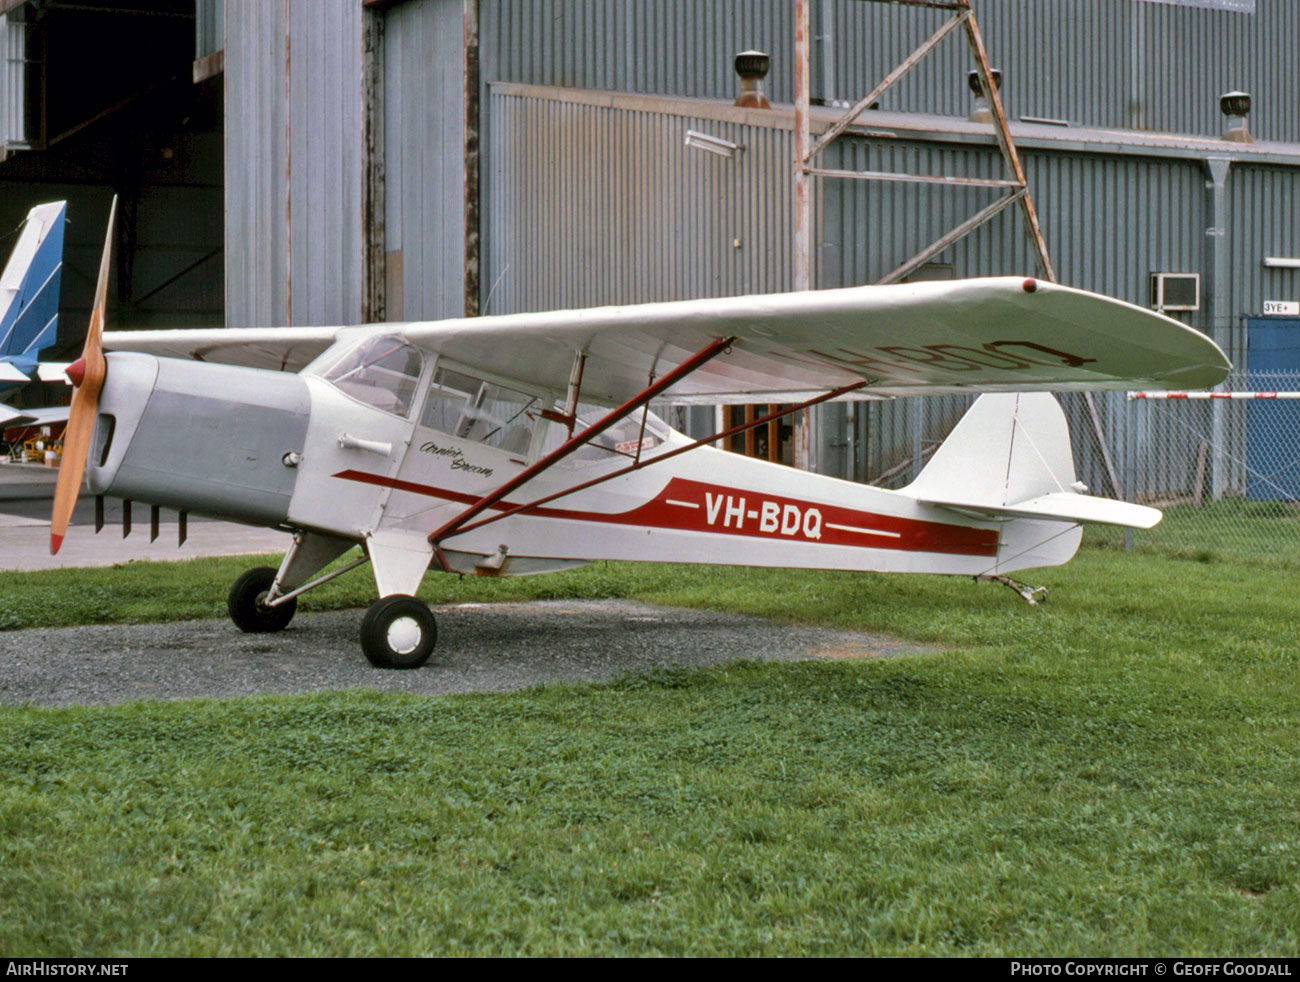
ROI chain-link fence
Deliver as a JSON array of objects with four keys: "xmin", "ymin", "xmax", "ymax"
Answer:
[
  {"xmin": 671, "ymin": 374, "xmax": 1300, "ymax": 566},
  {"xmin": 849, "ymin": 375, "xmax": 1300, "ymax": 566},
  {"xmin": 1120, "ymin": 372, "xmax": 1300, "ymax": 564}
]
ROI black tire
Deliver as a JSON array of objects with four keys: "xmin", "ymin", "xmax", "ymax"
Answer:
[
  {"xmin": 227, "ymin": 566, "xmax": 297, "ymax": 634},
  {"xmin": 360, "ymin": 595, "xmax": 438, "ymax": 669}
]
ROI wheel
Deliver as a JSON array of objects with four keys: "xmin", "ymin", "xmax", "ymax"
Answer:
[
  {"xmin": 360, "ymin": 595, "xmax": 438, "ymax": 669},
  {"xmin": 227, "ymin": 566, "xmax": 297, "ymax": 633}
]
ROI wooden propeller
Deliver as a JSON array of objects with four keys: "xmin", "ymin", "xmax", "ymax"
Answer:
[{"xmin": 50, "ymin": 196, "xmax": 116, "ymax": 554}]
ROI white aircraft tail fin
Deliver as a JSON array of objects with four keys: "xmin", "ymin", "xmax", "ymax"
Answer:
[
  {"xmin": 1, "ymin": 201, "xmax": 66, "ymax": 364},
  {"xmin": 904, "ymin": 393, "xmax": 1159, "ymax": 531},
  {"xmin": 1, "ymin": 201, "xmax": 67, "ymax": 422}
]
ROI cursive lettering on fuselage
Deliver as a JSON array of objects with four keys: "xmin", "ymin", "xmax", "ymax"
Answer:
[{"xmin": 418, "ymin": 441, "xmax": 494, "ymax": 478}]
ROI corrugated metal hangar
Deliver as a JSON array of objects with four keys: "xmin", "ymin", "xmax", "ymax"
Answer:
[{"xmin": 3, "ymin": 0, "xmax": 1299, "ymax": 489}]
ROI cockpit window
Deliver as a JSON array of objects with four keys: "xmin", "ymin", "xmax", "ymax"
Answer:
[
  {"xmin": 322, "ymin": 336, "xmax": 423, "ymax": 417},
  {"xmin": 421, "ymin": 367, "xmax": 541, "ymax": 454},
  {"xmin": 537, "ymin": 403, "xmax": 670, "ymax": 462}
]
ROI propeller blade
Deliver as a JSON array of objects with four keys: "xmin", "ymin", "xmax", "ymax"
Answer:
[
  {"xmin": 49, "ymin": 383, "xmax": 98, "ymax": 554},
  {"xmin": 50, "ymin": 196, "xmax": 117, "ymax": 555}
]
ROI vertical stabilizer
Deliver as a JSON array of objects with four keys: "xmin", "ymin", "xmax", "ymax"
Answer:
[
  {"xmin": 905, "ymin": 393, "xmax": 1077, "ymax": 507},
  {"xmin": 0, "ymin": 201, "xmax": 67, "ymax": 370},
  {"xmin": 904, "ymin": 393, "xmax": 1159, "ymax": 530}
]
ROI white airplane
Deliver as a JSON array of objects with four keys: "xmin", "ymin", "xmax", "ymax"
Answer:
[
  {"xmin": 0, "ymin": 201, "xmax": 69, "ymax": 431},
  {"xmin": 51, "ymin": 201, "xmax": 1230, "ymax": 668}
]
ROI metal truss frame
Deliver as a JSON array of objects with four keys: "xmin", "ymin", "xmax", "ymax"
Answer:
[{"xmin": 793, "ymin": 0, "xmax": 1057, "ymax": 289}]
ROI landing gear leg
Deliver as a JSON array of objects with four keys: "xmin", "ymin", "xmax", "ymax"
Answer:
[{"xmin": 360, "ymin": 595, "xmax": 438, "ymax": 669}]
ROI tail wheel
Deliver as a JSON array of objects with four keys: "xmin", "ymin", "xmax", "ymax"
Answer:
[
  {"xmin": 360, "ymin": 595, "xmax": 437, "ymax": 669},
  {"xmin": 228, "ymin": 566, "xmax": 297, "ymax": 633}
]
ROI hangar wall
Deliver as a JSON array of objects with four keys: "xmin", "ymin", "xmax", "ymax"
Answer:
[
  {"xmin": 223, "ymin": 0, "xmax": 464, "ymax": 327},
  {"xmin": 485, "ymin": 87, "xmax": 794, "ymax": 314},
  {"xmin": 222, "ymin": 0, "xmax": 1300, "ymax": 329},
  {"xmin": 1229, "ymin": 164, "xmax": 1300, "ymax": 331},
  {"xmin": 215, "ymin": 0, "xmax": 1300, "ymax": 489},
  {"xmin": 478, "ymin": 0, "xmax": 1300, "ymax": 143},
  {"xmin": 223, "ymin": 0, "xmax": 364, "ymax": 329},
  {"xmin": 382, "ymin": 0, "xmax": 466, "ymax": 322},
  {"xmin": 482, "ymin": 80, "xmax": 1300, "ymax": 491}
]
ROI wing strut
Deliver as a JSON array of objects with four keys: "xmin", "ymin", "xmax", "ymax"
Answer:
[
  {"xmin": 428, "ymin": 336, "xmax": 735, "ymax": 549},
  {"xmin": 442, "ymin": 379, "xmax": 870, "ymax": 541}
]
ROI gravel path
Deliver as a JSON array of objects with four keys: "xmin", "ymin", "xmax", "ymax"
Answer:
[{"xmin": 0, "ymin": 599, "xmax": 929, "ymax": 707}]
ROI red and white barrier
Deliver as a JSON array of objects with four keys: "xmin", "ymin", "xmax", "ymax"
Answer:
[{"xmin": 1128, "ymin": 391, "xmax": 1300, "ymax": 400}]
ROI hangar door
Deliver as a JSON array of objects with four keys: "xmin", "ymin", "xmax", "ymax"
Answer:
[
  {"xmin": 383, "ymin": 0, "xmax": 466, "ymax": 322},
  {"xmin": 1245, "ymin": 317, "xmax": 1300, "ymax": 500}
]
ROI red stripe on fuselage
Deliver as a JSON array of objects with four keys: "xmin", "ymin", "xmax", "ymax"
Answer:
[{"xmin": 333, "ymin": 469, "xmax": 998, "ymax": 557}]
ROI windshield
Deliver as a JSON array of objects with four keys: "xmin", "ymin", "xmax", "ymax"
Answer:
[{"xmin": 321, "ymin": 336, "xmax": 423, "ymax": 417}]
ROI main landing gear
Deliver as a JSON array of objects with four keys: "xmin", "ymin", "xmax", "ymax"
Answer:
[
  {"xmin": 226, "ymin": 563, "xmax": 440, "ymax": 670},
  {"xmin": 359, "ymin": 595, "xmax": 438, "ymax": 669},
  {"xmin": 227, "ymin": 566, "xmax": 298, "ymax": 633}
]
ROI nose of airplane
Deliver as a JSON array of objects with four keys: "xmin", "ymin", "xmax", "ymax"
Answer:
[
  {"xmin": 88, "ymin": 352, "xmax": 312, "ymax": 528},
  {"xmin": 64, "ymin": 357, "xmax": 86, "ymax": 387}
]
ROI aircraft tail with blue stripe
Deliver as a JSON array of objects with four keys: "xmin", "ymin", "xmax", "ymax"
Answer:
[{"xmin": 0, "ymin": 201, "xmax": 67, "ymax": 399}]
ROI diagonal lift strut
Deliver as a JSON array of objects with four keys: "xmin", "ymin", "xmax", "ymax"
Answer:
[
  {"xmin": 445, "ymin": 379, "xmax": 871, "ymax": 541},
  {"xmin": 428, "ymin": 336, "xmax": 735, "ymax": 546}
]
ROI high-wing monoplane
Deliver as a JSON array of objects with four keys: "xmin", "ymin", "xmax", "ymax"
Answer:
[{"xmin": 51, "ymin": 201, "xmax": 1231, "ymax": 668}]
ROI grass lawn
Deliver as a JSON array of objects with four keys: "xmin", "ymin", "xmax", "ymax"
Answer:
[{"xmin": 1, "ymin": 545, "xmax": 1298, "ymax": 956}]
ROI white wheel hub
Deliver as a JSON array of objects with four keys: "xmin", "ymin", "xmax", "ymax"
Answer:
[{"xmin": 386, "ymin": 615, "xmax": 423, "ymax": 655}]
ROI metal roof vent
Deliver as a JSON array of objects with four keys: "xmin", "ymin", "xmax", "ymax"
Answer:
[
  {"xmin": 1220, "ymin": 90, "xmax": 1253, "ymax": 143},
  {"xmin": 734, "ymin": 50, "xmax": 771, "ymax": 109},
  {"xmin": 967, "ymin": 69, "xmax": 1002, "ymax": 123}
]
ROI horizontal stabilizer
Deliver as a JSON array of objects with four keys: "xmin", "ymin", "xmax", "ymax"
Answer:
[
  {"xmin": 920, "ymin": 491, "xmax": 1161, "ymax": 529},
  {"xmin": 35, "ymin": 362, "xmax": 72, "ymax": 384},
  {"xmin": 905, "ymin": 392, "xmax": 1163, "ymax": 533},
  {"xmin": 0, "ymin": 362, "xmax": 30, "ymax": 384}
]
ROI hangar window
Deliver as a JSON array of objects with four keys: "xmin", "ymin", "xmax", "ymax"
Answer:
[{"xmin": 721, "ymin": 404, "xmax": 794, "ymax": 465}]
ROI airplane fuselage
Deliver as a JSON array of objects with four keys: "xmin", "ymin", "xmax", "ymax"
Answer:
[{"xmin": 86, "ymin": 344, "xmax": 1079, "ymax": 585}]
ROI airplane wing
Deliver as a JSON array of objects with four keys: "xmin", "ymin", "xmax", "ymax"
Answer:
[
  {"xmin": 101, "ymin": 278, "xmax": 1230, "ymax": 402},
  {"xmin": 0, "ymin": 404, "xmax": 69, "ymax": 429},
  {"xmin": 102, "ymin": 326, "xmax": 345, "ymax": 373},
  {"xmin": 396, "ymin": 277, "xmax": 1229, "ymax": 403}
]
